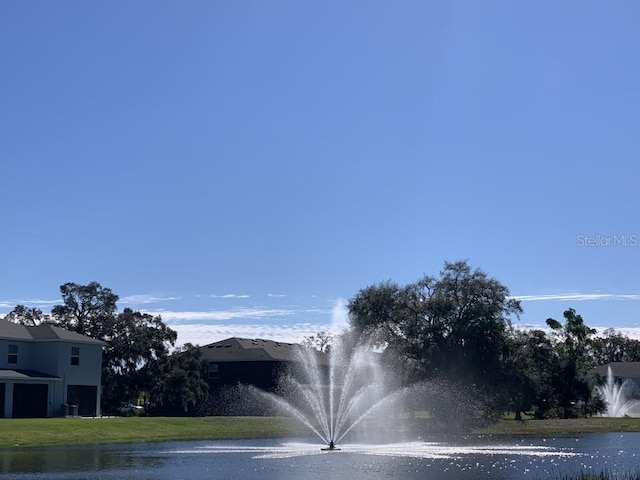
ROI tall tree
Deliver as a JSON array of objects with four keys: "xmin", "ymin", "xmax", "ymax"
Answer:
[
  {"xmin": 51, "ymin": 282, "xmax": 118, "ymax": 338},
  {"xmin": 427, "ymin": 261, "xmax": 521, "ymax": 385},
  {"xmin": 100, "ymin": 308, "xmax": 178, "ymax": 409},
  {"xmin": 546, "ymin": 308, "xmax": 599, "ymax": 418},
  {"xmin": 349, "ymin": 261, "xmax": 521, "ymax": 413},
  {"xmin": 503, "ymin": 329, "xmax": 561, "ymax": 420},
  {"xmin": 49, "ymin": 282, "xmax": 178, "ymax": 412},
  {"xmin": 147, "ymin": 343, "xmax": 210, "ymax": 415},
  {"xmin": 348, "ymin": 278, "xmax": 434, "ymax": 383},
  {"xmin": 592, "ymin": 328, "xmax": 640, "ymax": 364},
  {"xmin": 546, "ymin": 308, "xmax": 596, "ymax": 366}
]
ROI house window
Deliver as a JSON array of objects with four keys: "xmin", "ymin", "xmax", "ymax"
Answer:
[
  {"xmin": 8, "ymin": 344, "xmax": 18, "ymax": 364},
  {"xmin": 208, "ymin": 363, "xmax": 219, "ymax": 379},
  {"xmin": 71, "ymin": 347, "xmax": 80, "ymax": 366}
]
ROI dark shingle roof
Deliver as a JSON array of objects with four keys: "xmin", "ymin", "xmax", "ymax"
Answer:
[
  {"xmin": 0, "ymin": 320, "xmax": 31, "ymax": 340},
  {"xmin": 0, "ymin": 319, "xmax": 105, "ymax": 345},
  {"xmin": 200, "ymin": 337, "xmax": 328, "ymax": 363},
  {"xmin": 28, "ymin": 324, "xmax": 105, "ymax": 344}
]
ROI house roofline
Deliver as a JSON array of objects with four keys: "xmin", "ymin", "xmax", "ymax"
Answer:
[
  {"xmin": 0, "ymin": 369, "xmax": 62, "ymax": 381},
  {"xmin": 0, "ymin": 335, "xmax": 106, "ymax": 346},
  {"xmin": 0, "ymin": 319, "xmax": 106, "ymax": 345}
]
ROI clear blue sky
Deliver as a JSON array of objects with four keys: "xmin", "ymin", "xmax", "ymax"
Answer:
[{"xmin": 2, "ymin": 1, "xmax": 639, "ymax": 346}]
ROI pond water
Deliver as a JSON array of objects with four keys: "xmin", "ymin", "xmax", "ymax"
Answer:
[{"xmin": 1, "ymin": 433, "xmax": 638, "ymax": 480}]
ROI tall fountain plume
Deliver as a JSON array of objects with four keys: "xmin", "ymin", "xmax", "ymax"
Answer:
[
  {"xmin": 255, "ymin": 335, "xmax": 405, "ymax": 447},
  {"xmin": 596, "ymin": 366, "xmax": 640, "ymax": 417}
]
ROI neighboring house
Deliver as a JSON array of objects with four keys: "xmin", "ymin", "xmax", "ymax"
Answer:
[
  {"xmin": 0, "ymin": 319, "xmax": 106, "ymax": 418},
  {"xmin": 199, "ymin": 337, "xmax": 328, "ymax": 392}
]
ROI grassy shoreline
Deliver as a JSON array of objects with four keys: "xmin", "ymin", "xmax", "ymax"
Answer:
[
  {"xmin": 477, "ymin": 417, "xmax": 640, "ymax": 436},
  {"xmin": 2, "ymin": 416, "xmax": 640, "ymax": 448},
  {"xmin": 0, "ymin": 416, "xmax": 308, "ymax": 448}
]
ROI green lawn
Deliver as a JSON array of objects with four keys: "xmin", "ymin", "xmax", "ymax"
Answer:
[
  {"xmin": 476, "ymin": 417, "xmax": 640, "ymax": 435},
  {"xmin": 0, "ymin": 416, "xmax": 308, "ymax": 448},
  {"xmin": 2, "ymin": 416, "xmax": 640, "ymax": 448}
]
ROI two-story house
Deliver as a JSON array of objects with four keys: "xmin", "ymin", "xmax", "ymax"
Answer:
[{"xmin": 0, "ymin": 319, "xmax": 106, "ymax": 418}]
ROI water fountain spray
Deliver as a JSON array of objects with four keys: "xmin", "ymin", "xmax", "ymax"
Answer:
[
  {"xmin": 596, "ymin": 366, "xmax": 640, "ymax": 417},
  {"xmin": 254, "ymin": 335, "xmax": 402, "ymax": 450}
]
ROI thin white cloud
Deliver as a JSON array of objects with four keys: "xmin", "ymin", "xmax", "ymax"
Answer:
[
  {"xmin": 511, "ymin": 293, "xmax": 640, "ymax": 302},
  {"xmin": 169, "ymin": 322, "xmax": 334, "ymax": 347},
  {"xmin": 0, "ymin": 298, "xmax": 59, "ymax": 310},
  {"xmin": 142, "ymin": 307, "xmax": 297, "ymax": 323},
  {"xmin": 211, "ymin": 294, "xmax": 250, "ymax": 299},
  {"xmin": 303, "ymin": 308, "xmax": 331, "ymax": 315},
  {"xmin": 267, "ymin": 293, "xmax": 287, "ymax": 298},
  {"xmin": 120, "ymin": 294, "xmax": 181, "ymax": 304}
]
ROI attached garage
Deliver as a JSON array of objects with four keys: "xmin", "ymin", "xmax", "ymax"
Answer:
[{"xmin": 0, "ymin": 369, "xmax": 60, "ymax": 418}]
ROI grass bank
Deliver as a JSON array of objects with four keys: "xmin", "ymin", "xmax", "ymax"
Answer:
[
  {"xmin": 475, "ymin": 417, "xmax": 640, "ymax": 436},
  {"xmin": 3, "ymin": 416, "xmax": 640, "ymax": 448},
  {"xmin": 0, "ymin": 416, "xmax": 308, "ymax": 448}
]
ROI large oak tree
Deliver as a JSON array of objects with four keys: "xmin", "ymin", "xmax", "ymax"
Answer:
[
  {"xmin": 349, "ymin": 260, "xmax": 522, "ymax": 414},
  {"xmin": 50, "ymin": 282, "xmax": 178, "ymax": 412}
]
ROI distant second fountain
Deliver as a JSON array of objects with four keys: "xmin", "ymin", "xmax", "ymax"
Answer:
[{"xmin": 596, "ymin": 366, "xmax": 640, "ymax": 417}]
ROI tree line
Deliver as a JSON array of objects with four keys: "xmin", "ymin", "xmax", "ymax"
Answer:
[
  {"xmin": 347, "ymin": 260, "xmax": 640, "ymax": 420},
  {"xmin": 5, "ymin": 263, "xmax": 639, "ymax": 421}
]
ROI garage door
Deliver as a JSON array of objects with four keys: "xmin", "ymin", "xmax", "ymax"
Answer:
[{"xmin": 12, "ymin": 383, "xmax": 48, "ymax": 418}]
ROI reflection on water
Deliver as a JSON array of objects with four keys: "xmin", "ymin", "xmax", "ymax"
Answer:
[
  {"xmin": 1, "ymin": 433, "xmax": 639, "ymax": 480},
  {"xmin": 0, "ymin": 444, "xmax": 165, "ymax": 476}
]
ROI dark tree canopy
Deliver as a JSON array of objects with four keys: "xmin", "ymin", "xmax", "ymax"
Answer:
[
  {"xmin": 48, "ymin": 282, "xmax": 179, "ymax": 412},
  {"xmin": 349, "ymin": 266, "xmax": 611, "ymax": 421},
  {"xmin": 502, "ymin": 329, "xmax": 562, "ymax": 420},
  {"xmin": 349, "ymin": 261, "xmax": 522, "ymax": 391},
  {"xmin": 100, "ymin": 307, "xmax": 178, "ymax": 409},
  {"xmin": 546, "ymin": 308, "xmax": 597, "ymax": 366},
  {"xmin": 51, "ymin": 282, "xmax": 119, "ymax": 338},
  {"xmin": 545, "ymin": 308, "xmax": 600, "ymax": 418},
  {"xmin": 592, "ymin": 328, "xmax": 640, "ymax": 364},
  {"xmin": 3, "ymin": 304, "xmax": 49, "ymax": 326},
  {"xmin": 147, "ymin": 343, "xmax": 210, "ymax": 415}
]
